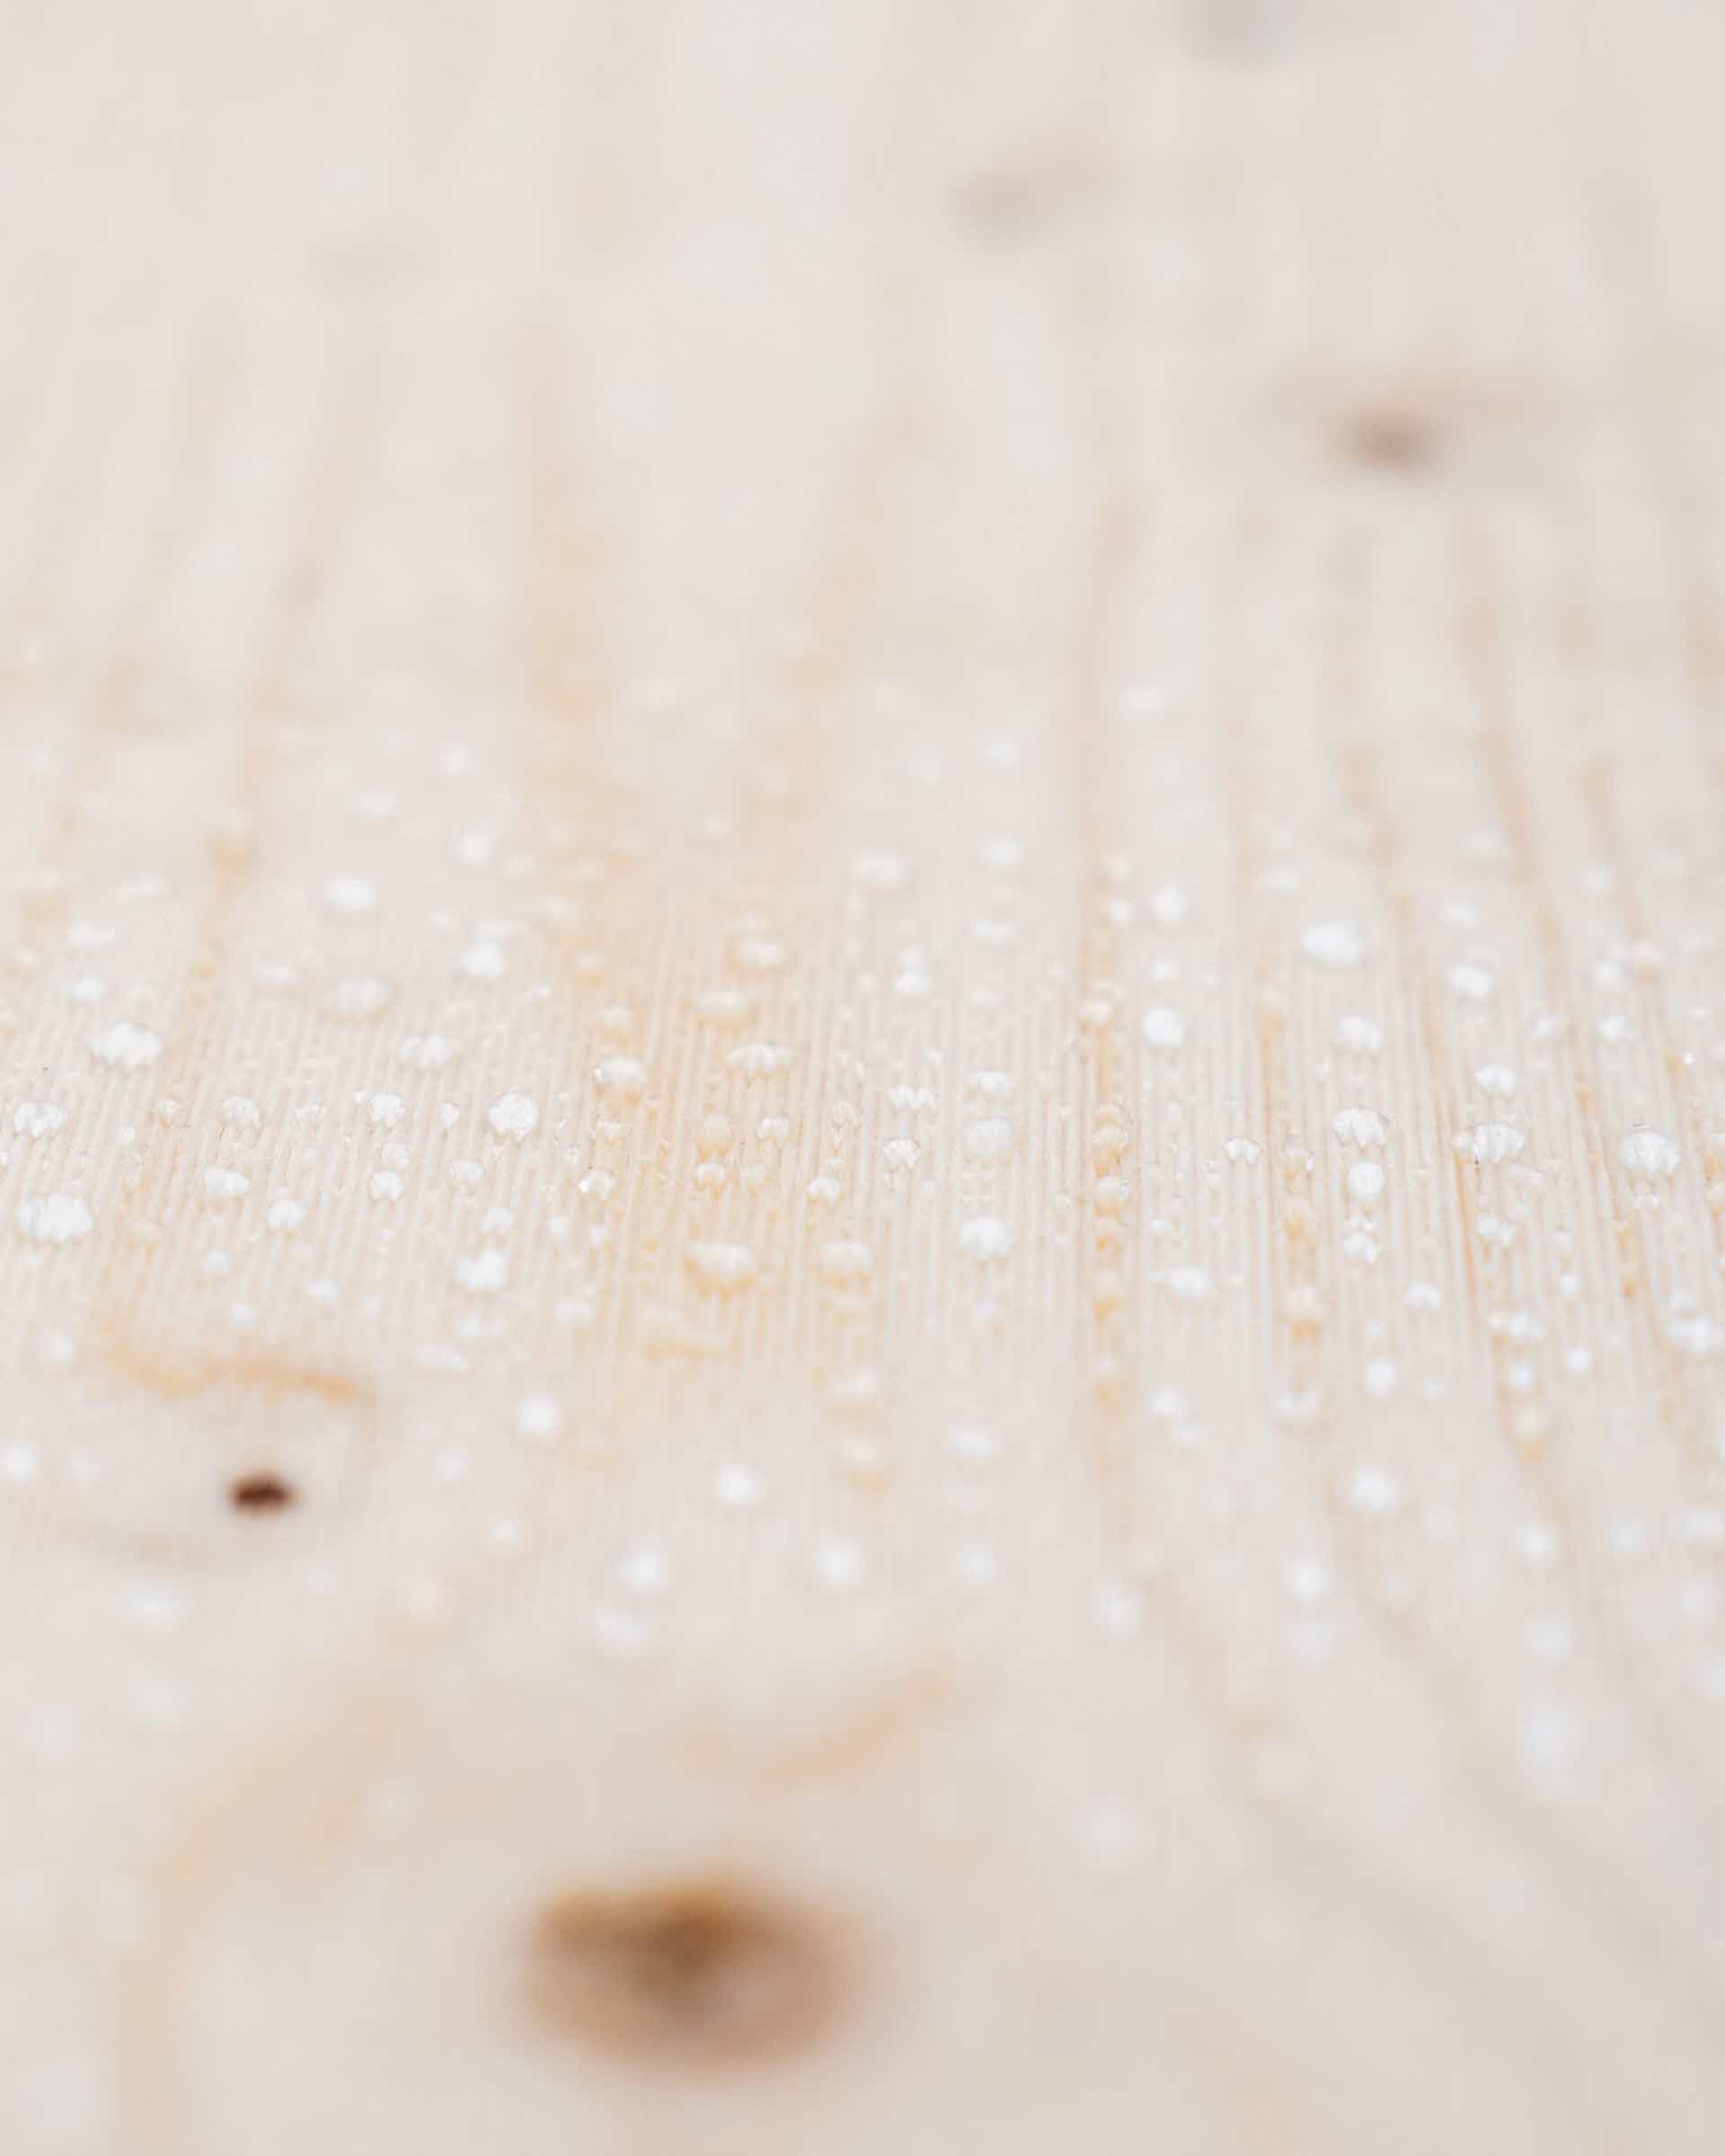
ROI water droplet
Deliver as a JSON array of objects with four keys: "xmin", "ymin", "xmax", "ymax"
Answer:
[
  {"xmin": 460, "ymin": 940, "xmax": 507, "ymax": 981},
  {"xmin": 517, "ymin": 1392, "xmax": 563, "ymax": 1443},
  {"xmin": 1620, "ymin": 1128, "xmax": 1680, "ymax": 1180},
  {"xmin": 618, "ymin": 1546, "xmax": 671, "ymax": 1596},
  {"xmin": 814, "ymin": 1542, "xmax": 865, "ymax": 1590},
  {"xmin": 1462, "ymin": 1121, "xmax": 1524, "ymax": 1164},
  {"xmin": 489, "ymin": 1091, "xmax": 539, "ymax": 1141},
  {"xmin": 686, "ymin": 1241, "xmax": 758, "ymax": 1291},
  {"xmin": 454, "ymin": 1249, "xmax": 510, "ymax": 1294},
  {"xmin": 1165, "ymin": 1264, "xmax": 1213, "ymax": 1304},
  {"xmin": 726, "ymin": 1043, "xmax": 794, "ymax": 1078},
  {"xmin": 326, "ymin": 976, "xmax": 392, "ymax": 1020},
  {"xmin": 1332, "ymin": 1107, "xmax": 1388, "ymax": 1147},
  {"xmin": 1141, "ymin": 1006, "xmax": 1186, "ymax": 1050},
  {"xmin": 1287, "ymin": 1558, "xmax": 1331, "ymax": 1604},
  {"xmin": 92, "ymin": 1021, "xmax": 162, "ymax": 1069},
  {"xmin": 15, "ymin": 1193, "xmax": 93, "ymax": 1243},
  {"xmin": 851, "ymin": 849, "xmax": 911, "ymax": 893},
  {"xmin": 324, "ymin": 875, "xmax": 376, "ymax": 916},
  {"xmin": 400, "ymin": 1034, "xmax": 459, "ymax": 1070},
  {"xmin": 713, "ymin": 1463, "xmax": 763, "ymax": 1508},
  {"xmin": 962, "ymin": 1117, "xmax": 1013, "ymax": 1161},
  {"xmin": 1347, "ymin": 1161, "xmax": 1385, "ymax": 1202},
  {"xmin": 1347, "ymin": 1463, "xmax": 1402, "ymax": 1515},
  {"xmin": 734, "ymin": 934, "xmax": 789, "ymax": 972},
  {"xmin": 1301, "ymin": 921, "xmax": 1364, "ymax": 968},
  {"xmin": 594, "ymin": 1056, "xmax": 648, "ymax": 1097},
  {"xmin": 695, "ymin": 987, "xmax": 754, "ymax": 1026},
  {"xmin": 1335, "ymin": 1014, "xmax": 1383, "ymax": 1055}
]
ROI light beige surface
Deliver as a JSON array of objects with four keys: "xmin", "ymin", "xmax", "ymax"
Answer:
[{"xmin": 3, "ymin": 0, "xmax": 1725, "ymax": 2148}]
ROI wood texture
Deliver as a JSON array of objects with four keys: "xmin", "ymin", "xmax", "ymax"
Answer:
[{"xmin": 3, "ymin": 1, "xmax": 1724, "ymax": 2148}]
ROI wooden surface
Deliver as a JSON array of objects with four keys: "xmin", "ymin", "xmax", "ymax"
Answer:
[{"xmin": 3, "ymin": 0, "xmax": 1725, "ymax": 2148}]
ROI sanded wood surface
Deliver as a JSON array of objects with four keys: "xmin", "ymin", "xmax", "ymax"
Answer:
[{"xmin": 3, "ymin": 1, "xmax": 1725, "ymax": 2149}]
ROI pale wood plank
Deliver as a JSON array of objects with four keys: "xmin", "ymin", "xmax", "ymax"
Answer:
[{"xmin": 2, "ymin": 2, "xmax": 1723, "ymax": 2149}]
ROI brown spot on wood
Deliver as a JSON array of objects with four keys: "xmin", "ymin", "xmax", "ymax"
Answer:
[
  {"xmin": 957, "ymin": 164, "xmax": 1051, "ymax": 244},
  {"xmin": 526, "ymin": 1881, "xmax": 841, "ymax": 2065},
  {"xmin": 1190, "ymin": 0, "xmax": 1298, "ymax": 59},
  {"xmin": 1336, "ymin": 405, "xmax": 1444, "ymax": 473},
  {"xmin": 954, "ymin": 154, "xmax": 1110, "ymax": 248},
  {"xmin": 229, "ymin": 1472, "xmax": 296, "ymax": 1513}
]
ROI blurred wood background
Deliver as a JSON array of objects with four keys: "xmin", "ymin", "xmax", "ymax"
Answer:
[{"xmin": 2, "ymin": 0, "xmax": 1724, "ymax": 2148}]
